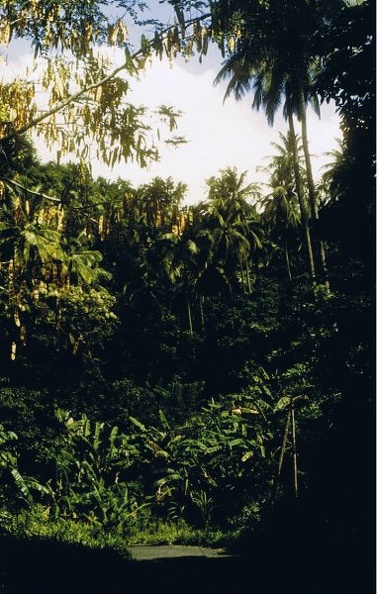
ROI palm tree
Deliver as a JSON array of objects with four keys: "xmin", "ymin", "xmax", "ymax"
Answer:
[
  {"xmin": 258, "ymin": 131, "xmax": 303, "ymax": 281},
  {"xmin": 259, "ymin": 132, "xmax": 304, "ymax": 190},
  {"xmin": 298, "ymin": 95, "xmax": 330, "ymax": 289},
  {"xmin": 203, "ymin": 167, "xmax": 263, "ymax": 295},
  {"xmin": 318, "ymin": 140, "xmax": 345, "ymax": 198},
  {"xmin": 213, "ymin": 0, "xmax": 330, "ymax": 286},
  {"xmin": 164, "ymin": 227, "xmax": 201, "ymax": 335},
  {"xmin": 162, "ymin": 170, "xmax": 263, "ymax": 335}
]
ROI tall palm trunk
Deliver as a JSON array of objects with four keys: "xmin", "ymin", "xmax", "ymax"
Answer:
[
  {"xmin": 239, "ymin": 261, "xmax": 247, "ymax": 293},
  {"xmin": 299, "ymin": 97, "xmax": 330, "ymax": 292},
  {"xmin": 244, "ymin": 256, "xmax": 252, "ymax": 293},
  {"xmin": 274, "ymin": 408, "xmax": 291, "ymax": 498},
  {"xmin": 199, "ymin": 294, "xmax": 205, "ymax": 332},
  {"xmin": 288, "ymin": 113, "xmax": 316, "ymax": 285},
  {"xmin": 187, "ymin": 299, "xmax": 193, "ymax": 336},
  {"xmin": 284, "ymin": 236, "xmax": 293, "ymax": 283},
  {"xmin": 291, "ymin": 403, "xmax": 298, "ymax": 498},
  {"xmin": 239, "ymin": 257, "xmax": 252, "ymax": 293}
]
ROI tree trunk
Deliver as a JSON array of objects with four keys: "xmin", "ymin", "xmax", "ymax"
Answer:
[
  {"xmin": 199, "ymin": 294, "xmax": 205, "ymax": 332},
  {"xmin": 299, "ymin": 97, "xmax": 330, "ymax": 293},
  {"xmin": 284, "ymin": 238, "xmax": 293, "ymax": 283},
  {"xmin": 239, "ymin": 261, "xmax": 247, "ymax": 293},
  {"xmin": 291, "ymin": 404, "xmax": 298, "ymax": 498},
  {"xmin": 288, "ymin": 113, "xmax": 316, "ymax": 285},
  {"xmin": 274, "ymin": 408, "xmax": 291, "ymax": 498},
  {"xmin": 187, "ymin": 299, "xmax": 193, "ymax": 336},
  {"xmin": 245, "ymin": 256, "xmax": 252, "ymax": 293}
]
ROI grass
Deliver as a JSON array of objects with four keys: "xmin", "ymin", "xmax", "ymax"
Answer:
[{"xmin": 126, "ymin": 517, "xmax": 232, "ymax": 547}]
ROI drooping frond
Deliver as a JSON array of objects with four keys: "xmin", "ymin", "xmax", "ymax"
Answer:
[{"xmin": 214, "ymin": 53, "xmax": 254, "ymax": 103}]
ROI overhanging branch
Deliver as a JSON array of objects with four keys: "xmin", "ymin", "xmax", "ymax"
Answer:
[{"xmin": 0, "ymin": 13, "xmax": 211, "ymax": 145}]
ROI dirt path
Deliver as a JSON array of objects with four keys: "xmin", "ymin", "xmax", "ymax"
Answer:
[
  {"xmin": 128, "ymin": 544, "xmax": 236, "ymax": 560},
  {"xmin": 124, "ymin": 545, "xmax": 251, "ymax": 594}
]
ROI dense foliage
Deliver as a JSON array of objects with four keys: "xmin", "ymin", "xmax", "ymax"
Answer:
[{"xmin": 0, "ymin": 1, "xmax": 375, "ymax": 592}]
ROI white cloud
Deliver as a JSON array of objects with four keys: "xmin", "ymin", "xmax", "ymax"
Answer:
[
  {"xmin": 105, "ymin": 55, "xmax": 342, "ymax": 204},
  {"xmin": 6, "ymin": 38, "xmax": 342, "ymax": 205}
]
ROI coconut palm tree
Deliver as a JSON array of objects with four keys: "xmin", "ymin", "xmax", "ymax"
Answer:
[
  {"xmin": 202, "ymin": 167, "xmax": 263, "ymax": 295},
  {"xmin": 212, "ymin": 0, "xmax": 331, "ymax": 287},
  {"xmin": 259, "ymin": 132, "xmax": 305, "ymax": 190},
  {"xmin": 258, "ymin": 131, "xmax": 303, "ymax": 281}
]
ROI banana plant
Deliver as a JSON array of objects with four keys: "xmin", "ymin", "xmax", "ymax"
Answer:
[
  {"xmin": 51, "ymin": 410, "xmax": 149, "ymax": 531},
  {"xmin": 0, "ymin": 423, "xmax": 50, "ymax": 510},
  {"xmin": 129, "ymin": 398, "xmax": 273, "ymax": 528}
]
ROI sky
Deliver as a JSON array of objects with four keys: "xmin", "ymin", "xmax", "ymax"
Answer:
[
  {"xmin": 102, "ymin": 45, "xmax": 343, "ymax": 204},
  {"xmin": 5, "ymin": 3, "xmax": 343, "ymax": 206},
  {"xmin": 90, "ymin": 1, "xmax": 343, "ymax": 204}
]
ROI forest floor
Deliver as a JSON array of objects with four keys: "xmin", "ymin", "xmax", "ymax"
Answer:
[
  {"xmin": 121, "ymin": 545, "xmax": 261, "ymax": 594},
  {"xmin": 124, "ymin": 545, "xmax": 373, "ymax": 594},
  {"xmin": 0, "ymin": 537, "xmax": 372, "ymax": 594}
]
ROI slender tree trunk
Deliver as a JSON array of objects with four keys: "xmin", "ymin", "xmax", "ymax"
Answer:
[
  {"xmin": 291, "ymin": 403, "xmax": 298, "ymax": 498},
  {"xmin": 239, "ymin": 257, "xmax": 251, "ymax": 293},
  {"xmin": 245, "ymin": 256, "xmax": 252, "ymax": 293},
  {"xmin": 284, "ymin": 239, "xmax": 293, "ymax": 283},
  {"xmin": 288, "ymin": 113, "xmax": 316, "ymax": 285},
  {"xmin": 187, "ymin": 299, "xmax": 193, "ymax": 336},
  {"xmin": 299, "ymin": 97, "xmax": 330, "ymax": 293},
  {"xmin": 239, "ymin": 261, "xmax": 247, "ymax": 293},
  {"xmin": 199, "ymin": 294, "xmax": 205, "ymax": 332},
  {"xmin": 274, "ymin": 408, "xmax": 291, "ymax": 498}
]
